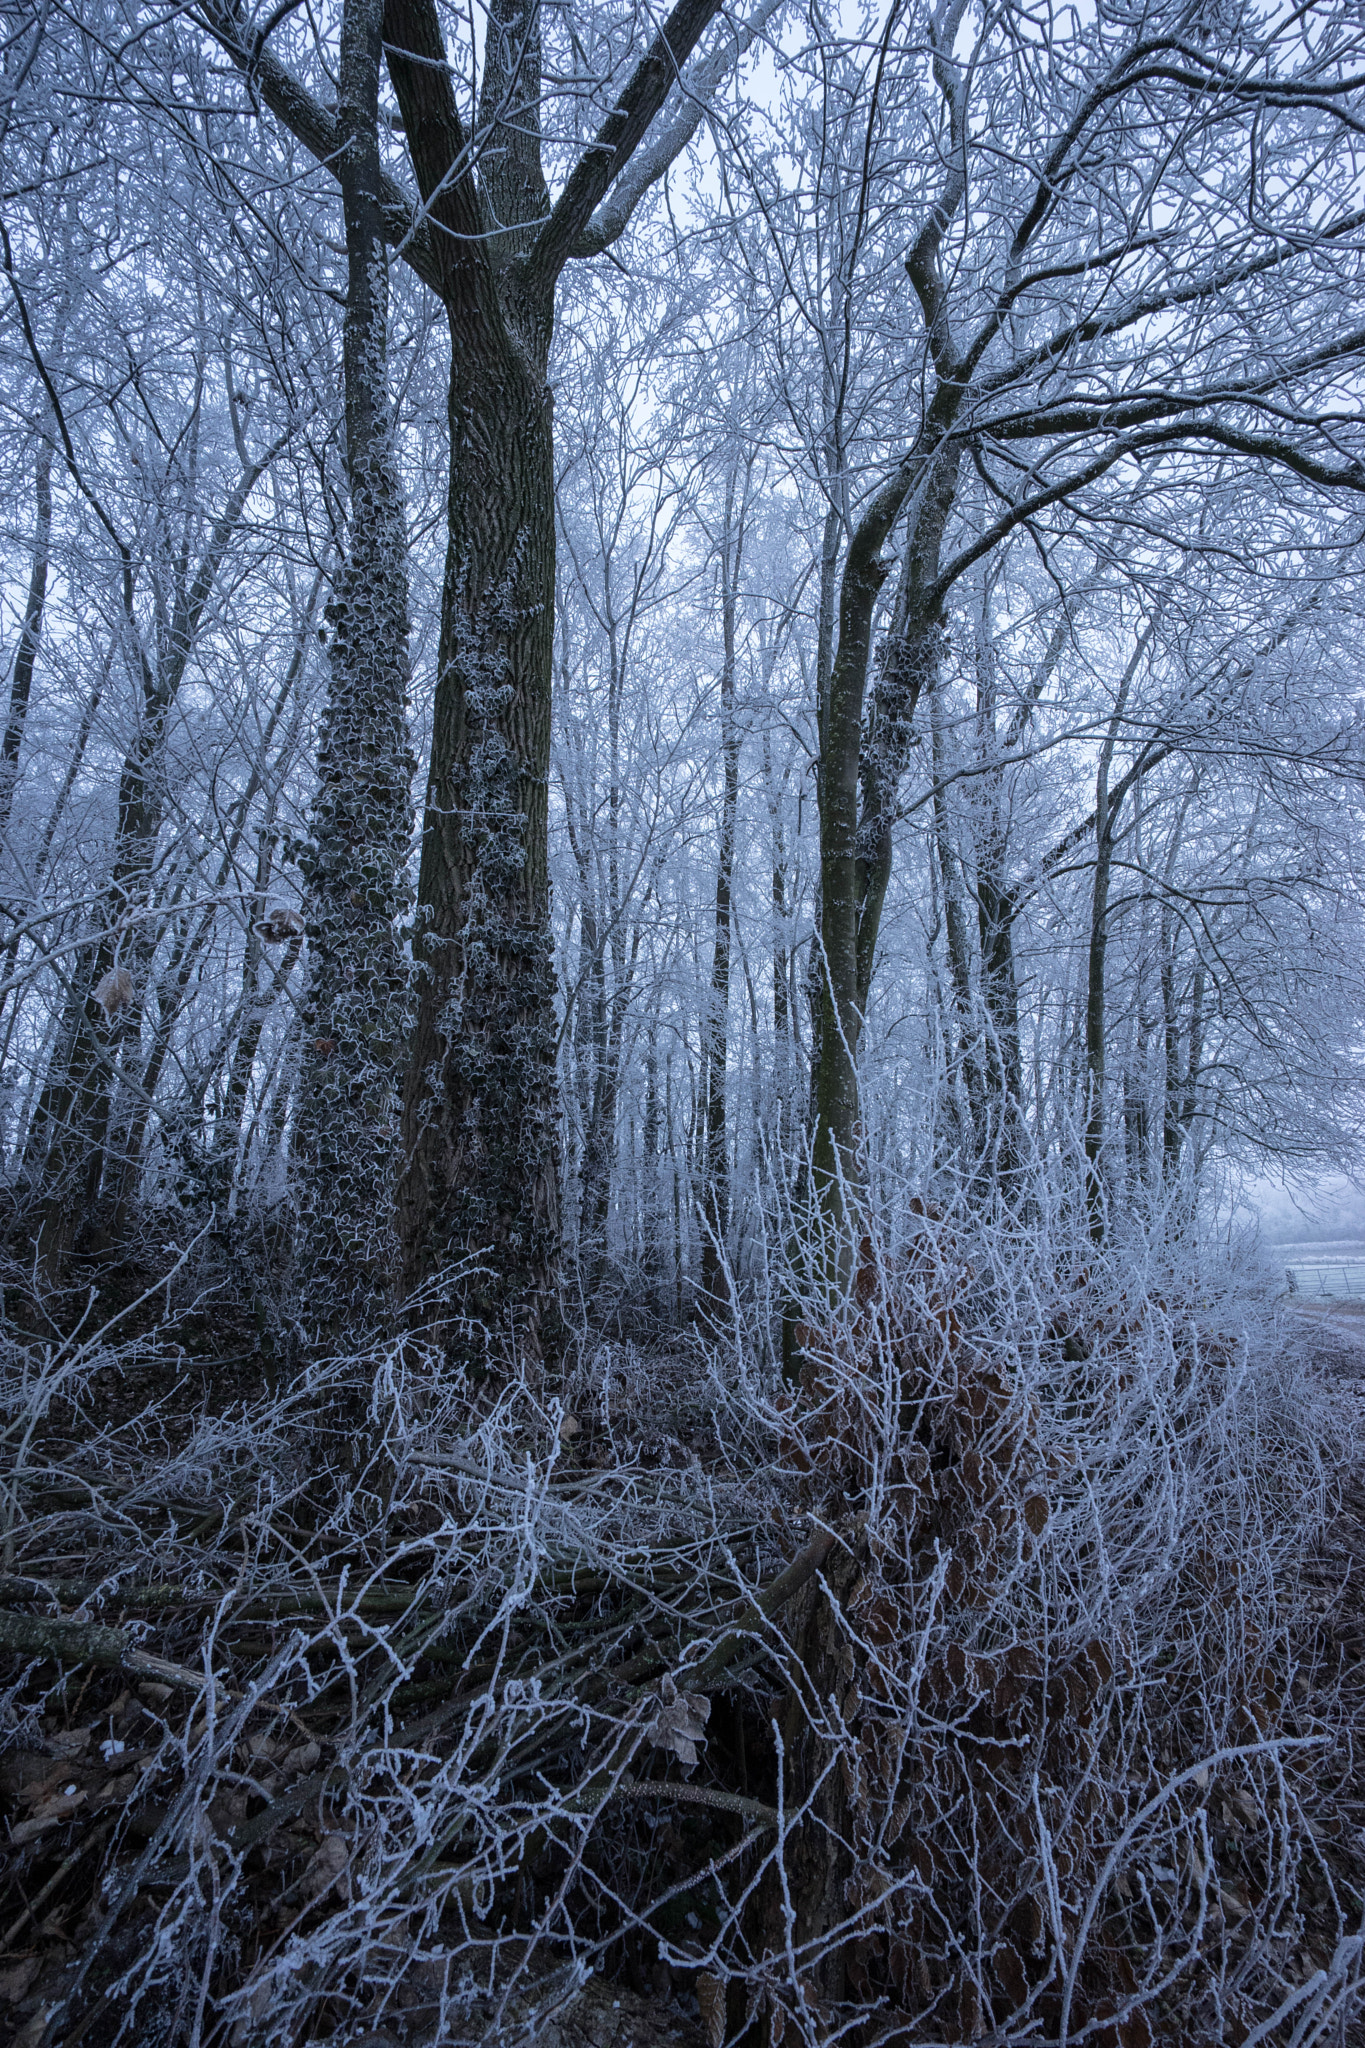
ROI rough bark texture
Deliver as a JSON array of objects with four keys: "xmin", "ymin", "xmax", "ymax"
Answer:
[
  {"xmin": 395, "ymin": 318, "xmax": 560, "ymax": 1356},
  {"xmin": 379, "ymin": 0, "xmax": 559, "ymax": 1361},
  {"xmin": 292, "ymin": 0, "xmax": 414, "ymax": 1348},
  {"xmin": 384, "ymin": 0, "xmax": 722, "ymax": 1357},
  {"xmin": 201, "ymin": 0, "xmax": 728, "ymax": 1358}
]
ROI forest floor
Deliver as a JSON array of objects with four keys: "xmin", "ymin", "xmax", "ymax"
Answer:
[
  {"xmin": 1, "ymin": 1283, "xmax": 1364, "ymax": 2045},
  {"xmin": 1287, "ymin": 1310, "xmax": 1365, "ymax": 2045}
]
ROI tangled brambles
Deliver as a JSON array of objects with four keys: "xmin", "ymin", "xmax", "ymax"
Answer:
[
  {"xmin": 738, "ymin": 1212, "xmax": 1361, "ymax": 2045},
  {"xmin": 0, "ymin": 1204, "xmax": 1359, "ymax": 2046}
]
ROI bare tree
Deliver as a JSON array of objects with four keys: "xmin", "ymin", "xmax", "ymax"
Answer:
[
  {"xmin": 193, "ymin": 0, "xmax": 790, "ymax": 1358},
  {"xmin": 798, "ymin": 0, "xmax": 1365, "ymax": 1240}
]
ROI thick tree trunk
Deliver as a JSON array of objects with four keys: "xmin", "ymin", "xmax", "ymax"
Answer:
[
  {"xmin": 396, "ymin": 333, "xmax": 559, "ymax": 1357},
  {"xmin": 216, "ymin": 0, "xmax": 729, "ymax": 1359},
  {"xmin": 291, "ymin": 0, "xmax": 414, "ymax": 1349}
]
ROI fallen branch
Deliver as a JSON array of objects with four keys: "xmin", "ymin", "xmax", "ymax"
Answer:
[
  {"xmin": 0, "ymin": 1606, "xmax": 237, "ymax": 1698},
  {"xmin": 605, "ymin": 1776, "xmax": 780, "ymax": 1831},
  {"xmin": 576, "ymin": 1520, "xmax": 841, "ymax": 1702},
  {"xmin": 0, "ymin": 1574, "xmax": 432, "ymax": 1617}
]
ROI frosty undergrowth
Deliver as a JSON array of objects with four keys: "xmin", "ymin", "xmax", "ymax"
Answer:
[{"xmin": 0, "ymin": 1192, "xmax": 1359, "ymax": 2047}]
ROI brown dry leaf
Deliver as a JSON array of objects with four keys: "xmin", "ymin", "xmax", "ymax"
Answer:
[
  {"xmin": 46, "ymin": 1727, "xmax": 91, "ymax": 1761},
  {"xmin": 29, "ymin": 1786, "xmax": 87, "ymax": 1824},
  {"xmin": 284, "ymin": 1741, "xmax": 321, "ymax": 1774},
  {"xmin": 301, "ymin": 1833, "xmax": 351, "ymax": 1902},
  {"xmin": 993, "ymin": 1941, "xmax": 1027, "ymax": 2007},
  {"xmin": 0, "ymin": 1956, "xmax": 40, "ymax": 2003},
  {"xmin": 1023, "ymin": 1495, "xmax": 1049, "ymax": 1536},
  {"xmin": 697, "ymin": 1971, "xmax": 725, "ymax": 2048},
  {"xmin": 94, "ymin": 966, "xmax": 134, "ymax": 1017},
  {"xmin": 257, "ymin": 906, "xmax": 304, "ymax": 943},
  {"xmin": 17, "ymin": 1763, "xmax": 71, "ymax": 1809},
  {"xmin": 645, "ymin": 1676, "xmax": 710, "ymax": 1771},
  {"xmin": 95, "ymin": 1771, "xmax": 137, "ymax": 1810},
  {"xmin": 10, "ymin": 1794, "xmax": 85, "ymax": 1845}
]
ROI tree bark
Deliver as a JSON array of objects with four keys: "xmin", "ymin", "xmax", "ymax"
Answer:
[
  {"xmin": 0, "ymin": 438, "xmax": 52, "ymax": 840},
  {"xmin": 290, "ymin": 0, "xmax": 415, "ymax": 1349},
  {"xmin": 700, "ymin": 485, "xmax": 743, "ymax": 1311},
  {"xmin": 204, "ymin": 0, "xmax": 730, "ymax": 1358},
  {"xmin": 395, "ymin": 312, "xmax": 560, "ymax": 1355}
]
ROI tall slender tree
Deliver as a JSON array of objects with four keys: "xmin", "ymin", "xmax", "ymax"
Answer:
[{"xmin": 289, "ymin": 0, "xmax": 415, "ymax": 1348}]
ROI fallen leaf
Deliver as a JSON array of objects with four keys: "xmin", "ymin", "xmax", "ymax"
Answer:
[
  {"xmin": 46, "ymin": 1728, "xmax": 91, "ymax": 1761},
  {"xmin": 301, "ymin": 1833, "xmax": 351, "ymax": 1902},
  {"xmin": 12, "ymin": 1788, "xmax": 87, "ymax": 1840},
  {"xmin": 34, "ymin": 1786, "xmax": 87, "ymax": 1819},
  {"xmin": 0, "ymin": 1957, "xmax": 40, "ymax": 2003},
  {"xmin": 697, "ymin": 1970, "xmax": 726, "ymax": 2048},
  {"xmin": 645, "ymin": 1675, "xmax": 710, "ymax": 1772},
  {"xmin": 17, "ymin": 1764, "xmax": 71, "ymax": 1810}
]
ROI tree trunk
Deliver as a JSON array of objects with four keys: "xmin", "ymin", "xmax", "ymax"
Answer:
[
  {"xmin": 1083, "ymin": 630, "xmax": 1150, "ymax": 1239},
  {"xmin": 929, "ymin": 673, "xmax": 987, "ymax": 1153},
  {"xmin": 1084, "ymin": 806, "xmax": 1115, "ymax": 1242},
  {"xmin": 0, "ymin": 438, "xmax": 52, "ymax": 839},
  {"xmin": 290, "ymin": 0, "xmax": 414, "ymax": 1350},
  {"xmin": 395, "ymin": 331, "xmax": 559, "ymax": 1357},
  {"xmin": 217, "ymin": 0, "xmax": 731, "ymax": 1359},
  {"xmin": 812, "ymin": 444, "xmax": 961, "ymax": 1244},
  {"xmin": 700, "ymin": 489, "xmax": 742, "ymax": 1311}
]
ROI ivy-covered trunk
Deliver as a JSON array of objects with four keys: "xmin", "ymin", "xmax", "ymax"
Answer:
[
  {"xmin": 213, "ymin": 0, "xmax": 732, "ymax": 1360},
  {"xmin": 291, "ymin": 0, "xmax": 414, "ymax": 1348}
]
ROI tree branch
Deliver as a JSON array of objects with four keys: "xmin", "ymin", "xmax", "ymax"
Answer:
[
  {"xmin": 525, "ymin": 0, "xmax": 723, "ymax": 293},
  {"xmin": 194, "ymin": 0, "xmax": 444, "ymax": 294},
  {"xmin": 570, "ymin": 0, "xmax": 787, "ymax": 258}
]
